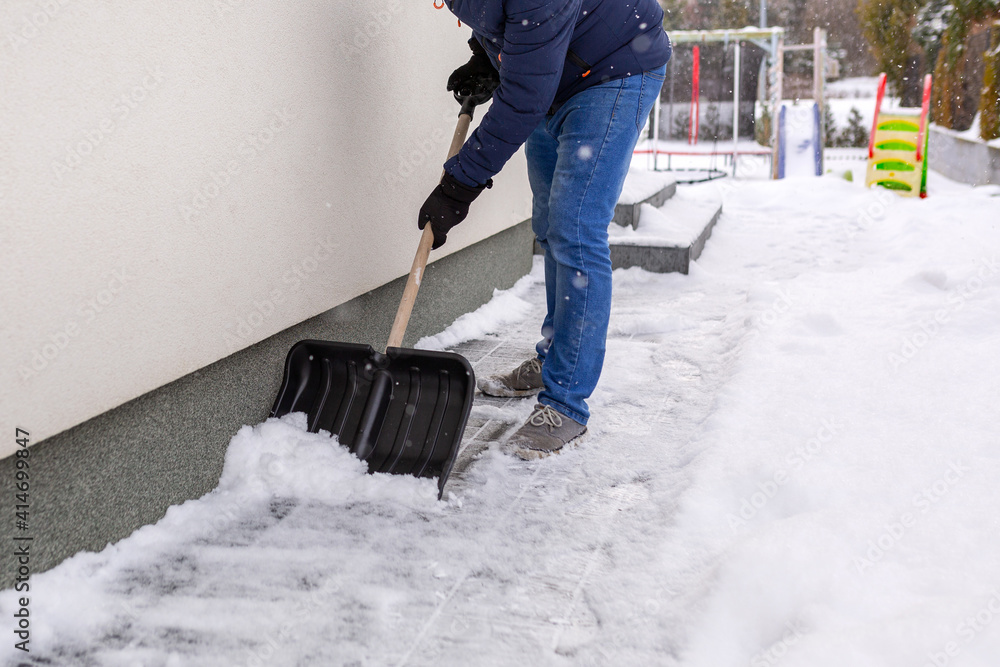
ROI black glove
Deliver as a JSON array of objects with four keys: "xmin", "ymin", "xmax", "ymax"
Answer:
[
  {"xmin": 447, "ymin": 38, "xmax": 500, "ymax": 106},
  {"xmin": 418, "ymin": 173, "xmax": 492, "ymax": 249}
]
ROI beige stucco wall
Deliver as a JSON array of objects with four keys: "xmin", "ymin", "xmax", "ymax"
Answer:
[{"xmin": 0, "ymin": 1, "xmax": 533, "ymax": 457}]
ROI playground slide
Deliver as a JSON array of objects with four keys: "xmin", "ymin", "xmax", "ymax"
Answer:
[
  {"xmin": 864, "ymin": 73, "xmax": 932, "ymax": 198},
  {"xmin": 778, "ymin": 102, "xmax": 822, "ymax": 178}
]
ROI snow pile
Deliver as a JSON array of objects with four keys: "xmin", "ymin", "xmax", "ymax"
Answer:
[
  {"xmin": 214, "ymin": 413, "xmax": 439, "ymax": 505},
  {"xmin": 415, "ymin": 269, "xmax": 540, "ymax": 351},
  {"xmin": 657, "ymin": 175, "xmax": 1000, "ymax": 667},
  {"xmin": 0, "ymin": 415, "xmax": 443, "ymax": 666}
]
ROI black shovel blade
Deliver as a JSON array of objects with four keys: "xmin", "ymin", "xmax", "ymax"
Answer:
[{"xmin": 270, "ymin": 340, "xmax": 474, "ymax": 496}]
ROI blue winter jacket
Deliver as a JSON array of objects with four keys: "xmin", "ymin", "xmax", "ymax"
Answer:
[{"xmin": 443, "ymin": 0, "xmax": 671, "ymax": 187}]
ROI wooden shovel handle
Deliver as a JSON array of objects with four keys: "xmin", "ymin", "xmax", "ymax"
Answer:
[{"xmin": 386, "ymin": 110, "xmax": 474, "ymax": 350}]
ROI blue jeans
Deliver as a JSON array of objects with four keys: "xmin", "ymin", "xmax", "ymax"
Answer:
[{"xmin": 527, "ymin": 65, "xmax": 665, "ymax": 425}]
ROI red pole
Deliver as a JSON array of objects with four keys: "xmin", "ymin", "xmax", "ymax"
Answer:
[
  {"xmin": 690, "ymin": 45, "xmax": 700, "ymax": 145},
  {"xmin": 868, "ymin": 72, "xmax": 887, "ymax": 159},
  {"xmin": 915, "ymin": 73, "xmax": 932, "ymax": 162}
]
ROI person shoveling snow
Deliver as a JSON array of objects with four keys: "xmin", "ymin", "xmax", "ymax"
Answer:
[{"xmin": 419, "ymin": 0, "xmax": 672, "ymax": 459}]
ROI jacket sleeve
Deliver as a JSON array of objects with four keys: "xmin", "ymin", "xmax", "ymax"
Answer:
[{"xmin": 444, "ymin": 0, "xmax": 581, "ymax": 187}]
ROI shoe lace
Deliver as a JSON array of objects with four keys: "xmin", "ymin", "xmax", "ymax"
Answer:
[
  {"xmin": 516, "ymin": 358, "xmax": 541, "ymax": 381},
  {"xmin": 529, "ymin": 405, "xmax": 563, "ymax": 431}
]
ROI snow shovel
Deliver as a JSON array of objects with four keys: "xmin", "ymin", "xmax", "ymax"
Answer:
[{"xmin": 270, "ymin": 99, "xmax": 480, "ymax": 498}]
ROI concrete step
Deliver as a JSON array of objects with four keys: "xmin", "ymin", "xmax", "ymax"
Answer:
[
  {"xmin": 532, "ymin": 170, "xmax": 719, "ymax": 275},
  {"xmin": 608, "ymin": 185, "xmax": 723, "ymax": 274},
  {"xmin": 613, "ymin": 170, "xmax": 678, "ymax": 228}
]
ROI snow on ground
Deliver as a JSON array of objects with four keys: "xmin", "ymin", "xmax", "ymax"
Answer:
[
  {"xmin": 2, "ymin": 170, "xmax": 999, "ymax": 667},
  {"xmin": 826, "ymin": 77, "xmax": 880, "ymax": 100}
]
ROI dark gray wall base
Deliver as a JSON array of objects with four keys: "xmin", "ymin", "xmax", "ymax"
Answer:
[
  {"xmin": 929, "ymin": 126, "xmax": 1000, "ymax": 186},
  {"xmin": 609, "ymin": 205, "xmax": 722, "ymax": 275},
  {"xmin": 0, "ymin": 220, "xmax": 534, "ymax": 589},
  {"xmin": 612, "ymin": 181, "xmax": 678, "ymax": 229}
]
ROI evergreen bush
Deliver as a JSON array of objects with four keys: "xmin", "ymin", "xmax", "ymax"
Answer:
[{"xmin": 980, "ymin": 26, "xmax": 1000, "ymax": 141}]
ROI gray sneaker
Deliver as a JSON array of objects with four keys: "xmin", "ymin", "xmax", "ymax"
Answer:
[
  {"xmin": 507, "ymin": 404, "xmax": 587, "ymax": 460},
  {"xmin": 478, "ymin": 358, "xmax": 544, "ymax": 397}
]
